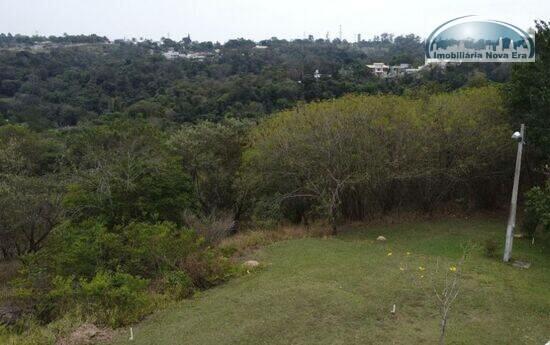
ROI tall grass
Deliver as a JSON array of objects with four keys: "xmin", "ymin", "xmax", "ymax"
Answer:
[{"xmin": 219, "ymin": 224, "xmax": 330, "ymax": 257}]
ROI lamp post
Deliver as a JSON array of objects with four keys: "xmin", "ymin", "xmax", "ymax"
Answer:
[{"xmin": 503, "ymin": 124, "xmax": 525, "ymax": 262}]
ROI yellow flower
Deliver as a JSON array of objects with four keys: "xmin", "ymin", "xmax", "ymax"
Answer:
[
  {"xmin": 406, "ymin": 252, "xmax": 411, "ymax": 255},
  {"xmin": 387, "ymin": 252, "xmax": 393, "ymax": 256},
  {"xmin": 399, "ymin": 267, "xmax": 405, "ymax": 271},
  {"xmin": 420, "ymin": 275, "xmax": 424, "ymax": 278},
  {"xmin": 449, "ymin": 266, "xmax": 457, "ymax": 272},
  {"xmin": 418, "ymin": 266, "xmax": 426, "ymax": 271}
]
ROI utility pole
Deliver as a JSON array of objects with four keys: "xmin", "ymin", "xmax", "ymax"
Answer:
[{"xmin": 503, "ymin": 124, "xmax": 525, "ymax": 262}]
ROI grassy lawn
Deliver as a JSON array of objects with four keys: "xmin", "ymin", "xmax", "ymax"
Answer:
[{"xmin": 112, "ymin": 217, "xmax": 549, "ymax": 345}]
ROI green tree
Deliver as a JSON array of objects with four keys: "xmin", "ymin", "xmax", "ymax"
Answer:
[
  {"xmin": 62, "ymin": 120, "xmax": 195, "ymax": 226},
  {"xmin": 244, "ymin": 88, "xmax": 512, "ymax": 228},
  {"xmin": 168, "ymin": 119, "xmax": 250, "ymax": 218},
  {"xmin": 524, "ymin": 166, "xmax": 550, "ymax": 240},
  {"xmin": 508, "ymin": 20, "xmax": 550, "ymax": 169},
  {"xmin": 0, "ymin": 125, "xmax": 64, "ymax": 256}
]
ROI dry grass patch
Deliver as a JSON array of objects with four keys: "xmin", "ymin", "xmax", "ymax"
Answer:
[
  {"xmin": 0, "ymin": 260, "xmax": 20, "ymax": 303},
  {"xmin": 219, "ymin": 224, "xmax": 330, "ymax": 257}
]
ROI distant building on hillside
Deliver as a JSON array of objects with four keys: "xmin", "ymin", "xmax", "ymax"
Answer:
[
  {"xmin": 162, "ymin": 49, "xmax": 213, "ymax": 61},
  {"xmin": 163, "ymin": 49, "xmax": 185, "ymax": 59},
  {"xmin": 367, "ymin": 62, "xmax": 423, "ymax": 78},
  {"xmin": 313, "ymin": 69, "xmax": 321, "ymax": 80},
  {"xmin": 388, "ymin": 63, "xmax": 411, "ymax": 77},
  {"xmin": 312, "ymin": 69, "xmax": 332, "ymax": 80},
  {"xmin": 185, "ymin": 52, "xmax": 212, "ymax": 60},
  {"xmin": 366, "ymin": 63, "xmax": 389, "ymax": 77},
  {"xmin": 404, "ymin": 66, "xmax": 423, "ymax": 75}
]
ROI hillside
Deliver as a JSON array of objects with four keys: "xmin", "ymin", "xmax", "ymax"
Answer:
[
  {"xmin": 0, "ymin": 34, "xmax": 509, "ymax": 129},
  {"xmin": 110, "ymin": 218, "xmax": 549, "ymax": 345}
]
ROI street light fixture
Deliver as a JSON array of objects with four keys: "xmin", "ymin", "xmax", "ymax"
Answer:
[{"xmin": 503, "ymin": 124, "xmax": 525, "ymax": 262}]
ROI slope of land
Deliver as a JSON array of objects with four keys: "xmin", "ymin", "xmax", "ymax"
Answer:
[{"xmin": 112, "ymin": 218, "xmax": 549, "ymax": 345}]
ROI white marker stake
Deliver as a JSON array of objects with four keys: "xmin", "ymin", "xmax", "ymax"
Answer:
[
  {"xmin": 129, "ymin": 327, "xmax": 134, "ymax": 341},
  {"xmin": 391, "ymin": 304, "xmax": 396, "ymax": 314}
]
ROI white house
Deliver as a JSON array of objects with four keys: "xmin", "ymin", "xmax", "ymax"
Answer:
[
  {"xmin": 368, "ymin": 62, "xmax": 423, "ymax": 78},
  {"xmin": 163, "ymin": 49, "xmax": 186, "ymax": 60},
  {"xmin": 366, "ymin": 63, "xmax": 390, "ymax": 77},
  {"xmin": 313, "ymin": 69, "xmax": 321, "ymax": 80}
]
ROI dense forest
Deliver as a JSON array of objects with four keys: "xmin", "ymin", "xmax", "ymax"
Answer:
[
  {"xmin": 0, "ymin": 32, "xmax": 509, "ymax": 128},
  {"xmin": 0, "ymin": 20, "xmax": 549, "ymax": 343}
]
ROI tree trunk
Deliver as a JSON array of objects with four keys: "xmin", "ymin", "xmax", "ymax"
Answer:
[
  {"xmin": 331, "ymin": 220, "xmax": 337, "ymax": 236},
  {"xmin": 439, "ymin": 314, "xmax": 447, "ymax": 345},
  {"xmin": 328, "ymin": 188, "xmax": 340, "ymax": 236},
  {"xmin": 330, "ymin": 203, "xmax": 338, "ymax": 236},
  {"xmin": 302, "ymin": 213, "xmax": 309, "ymax": 227}
]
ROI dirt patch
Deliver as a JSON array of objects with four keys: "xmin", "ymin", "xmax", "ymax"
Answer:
[
  {"xmin": 0, "ymin": 260, "xmax": 21, "ymax": 289},
  {"xmin": 0, "ymin": 304, "xmax": 24, "ymax": 325},
  {"xmin": 57, "ymin": 323, "xmax": 113, "ymax": 345}
]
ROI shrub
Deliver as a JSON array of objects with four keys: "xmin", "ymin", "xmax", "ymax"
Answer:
[
  {"xmin": 40, "ymin": 276, "xmax": 76, "ymax": 322},
  {"xmin": 180, "ymin": 250, "xmax": 234, "ymax": 289},
  {"xmin": 524, "ymin": 179, "xmax": 550, "ymax": 240},
  {"xmin": 79, "ymin": 271, "xmax": 150, "ymax": 327},
  {"xmin": 115, "ymin": 222, "xmax": 202, "ymax": 277},
  {"xmin": 26, "ymin": 220, "xmax": 118, "ymax": 279},
  {"xmin": 0, "ymin": 220, "xmax": 301, "ymax": 338},
  {"xmin": 244, "ymin": 88, "xmax": 512, "ymax": 228},
  {"xmin": 12, "ymin": 271, "xmax": 151, "ymax": 327},
  {"xmin": 12, "ymin": 219, "xmax": 236, "ymax": 327},
  {"xmin": 522, "ymin": 209, "xmax": 540, "ymax": 239},
  {"xmin": 249, "ymin": 197, "xmax": 284, "ymax": 229},
  {"xmin": 21, "ymin": 221, "xmax": 202, "ymax": 281},
  {"xmin": 483, "ymin": 239, "xmax": 500, "ymax": 258},
  {"xmin": 61, "ymin": 122, "xmax": 196, "ymax": 227},
  {"xmin": 162, "ymin": 271, "xmax": 194, "ymax": 300},
  {"xmin": 182, "ymin": 210, "xmax": 234, "ymax": 245}
]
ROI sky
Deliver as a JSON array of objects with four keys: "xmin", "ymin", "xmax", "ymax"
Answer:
[{"xmin": 0, "ymin": 0, "xmax": 547, "ymax": 42}]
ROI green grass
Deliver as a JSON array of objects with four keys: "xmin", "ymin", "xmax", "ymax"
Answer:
[{"xmin": 112, "ymin": 217, "xmax": 549, "ymax": 345}]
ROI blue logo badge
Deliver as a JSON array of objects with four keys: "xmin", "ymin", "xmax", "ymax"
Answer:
[{"xmin": 425, "ymin": 16, "xmax": 535, "ymax": 63}]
